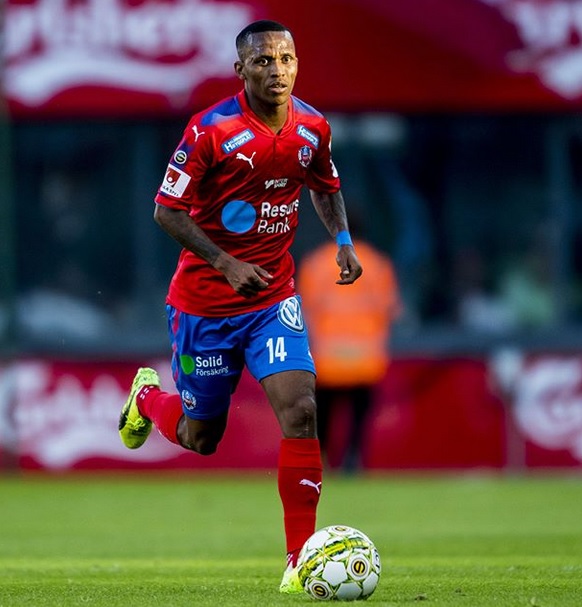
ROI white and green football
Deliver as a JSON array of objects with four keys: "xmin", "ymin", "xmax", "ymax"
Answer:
[{"xmin": 297, "ymin": 525, "xmax": 381, "ymax": 601}]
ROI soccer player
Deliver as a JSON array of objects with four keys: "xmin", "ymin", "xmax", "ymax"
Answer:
[{"xmin": 118, "ymin": 20, "xmax": 362, "ymax": 593}]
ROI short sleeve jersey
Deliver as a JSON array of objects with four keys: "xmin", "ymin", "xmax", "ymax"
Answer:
[{"xmin": 155, "ymin": 90, "xmax": 341, "ymax": 317}]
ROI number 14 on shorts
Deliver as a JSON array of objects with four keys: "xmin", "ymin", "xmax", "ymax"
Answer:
[{"xmin": 267, "ymin": 337, "xmax": 288, "ymax": 363}]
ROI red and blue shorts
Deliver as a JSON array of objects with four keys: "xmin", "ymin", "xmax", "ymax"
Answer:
[{"xmin": 166, "ymin": 296, "xmax": 315, "ymax": 420}]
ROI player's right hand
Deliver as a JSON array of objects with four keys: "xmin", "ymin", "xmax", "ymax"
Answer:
[{"xmin": 222, "ymin": 258, "xmax": 273, "ymax": 297}]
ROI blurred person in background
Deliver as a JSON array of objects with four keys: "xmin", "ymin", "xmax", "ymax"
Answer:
[
  {"xmin": 497, "ymin": 227, "xmax": 557, "ymax": 329},
  {"xmin": 452, "ymin": 247, "xmax": 515, "ymax": 334},
  {"xmin": 453, "ymin": 225, "xmax": 558, "ymax": 334},
  {"xmin": 117, "ymin": 20, "xmax": 362, "ymax": 594},
  {"xmin": 298, "ymin": 233, "xmax": 401, "ymax": 472}
]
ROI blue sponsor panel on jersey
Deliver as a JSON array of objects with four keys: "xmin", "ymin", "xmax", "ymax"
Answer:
[
  {"xmin": 296, "ymin": 125, "xmax": 320, "ymax": 148},
  {"xmin": 222, "ymin": 129, "xmax": 255, "ymax": 154}
]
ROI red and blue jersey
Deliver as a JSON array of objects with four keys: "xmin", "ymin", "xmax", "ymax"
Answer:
[{"xmin": 155, "ymin": 90, "xmax": 341, "ymax": 316}]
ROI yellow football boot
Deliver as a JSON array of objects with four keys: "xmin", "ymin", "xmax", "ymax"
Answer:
[{"xmin": 118, "ymin": 367, "xmax": 160, "ymax": 449}]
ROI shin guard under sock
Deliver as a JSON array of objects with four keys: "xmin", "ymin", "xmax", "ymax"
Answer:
[
  {"xmin": 138, "ymin": 387, "xmax": 183, "ymax": 445},
  {"xmin": 278, "ymin": 438, "xmax": 323, "ymax": 565}
]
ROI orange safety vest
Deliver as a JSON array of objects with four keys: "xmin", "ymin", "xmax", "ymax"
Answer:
[{"xmin": 298, "ymin": 240, "xmax": 401, "ymax": 387}]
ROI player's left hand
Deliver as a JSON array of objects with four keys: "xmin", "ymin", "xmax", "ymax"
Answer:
[{"xmin": 335, "ymin": 246, "xmax": 363, "ymax": 285}]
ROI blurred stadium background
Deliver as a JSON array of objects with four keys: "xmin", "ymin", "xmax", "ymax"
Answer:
[{"xmin": 1, "ymin": 0, "xmax": 582, "ymax": 473}]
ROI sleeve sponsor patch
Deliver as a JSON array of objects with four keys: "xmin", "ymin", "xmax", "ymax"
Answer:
[
  {"xmin": 160, "ymin": 164, "xmax": 191, "ymax": 198},
  {"xmin": 173, "ymin": 149, "xmax": 188, "ymax": 165},
  {"xmin": 296, "ymin": 125, "xmax": 319, "ymax": 148}
]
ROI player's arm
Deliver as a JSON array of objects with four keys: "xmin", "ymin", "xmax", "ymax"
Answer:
[
  {"xmin": 308, "ymin": 189, "xmax": 363, "ymax": 285},
  {"xmin": 154, "ymin": 205, "xmax": 272, "ymax": 297}
]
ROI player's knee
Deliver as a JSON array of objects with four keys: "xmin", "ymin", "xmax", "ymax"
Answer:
[
  {"xmin": 183, "ymin": 436, "xmax": 218, "ymax": 456},
  {"xmin": 179, "ymin": 428, "xmax": 219, "ymax": 456},
  {"xmin": 299, "ymin": 393, "xmax": 317, "ymax": 418},
  {"xmin": 193, "ymin": 440, "xmax": 218, "ymax": 456},
  {"xmin": 282, "ymin": 394, "xmax": 317, "ymax": 437}
]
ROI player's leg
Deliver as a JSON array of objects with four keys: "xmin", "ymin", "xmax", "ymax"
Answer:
[
  {"xmin": 176, "ymin": 411, "xmax": 229, "ymax": 455},
  {"xmin": 261, "ymin": 371, "xmax": 321, "ymax": 549},
  {"xmin": 262, "ymin": 370, "xmax": 322, "ymax": 593},
  {"xmin": 119, "ymin": 306, "xmax": 242, "ymax": 454},
  {"xmin": 119, "ymin": 371, "xmax": 229, "ymax": 454},
  {"xmin": 244, "ymin": 297, "xmax": 322, "ymax": 592},
  {"xmin": 262, "ymin": 369, "xmax": 317, "ymax": 438}
]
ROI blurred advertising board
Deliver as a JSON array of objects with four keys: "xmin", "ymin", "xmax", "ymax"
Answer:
[
  {"xmin": 6, "ymin": 0, "xmax": 582, "ymax": 117},
  {"xmin": 1, "ymin": 355, "xmax": 581, "ymax": 471},
  {"xmin": 0, "ymin": 359, "xmax": 282, "ymax": 470}
]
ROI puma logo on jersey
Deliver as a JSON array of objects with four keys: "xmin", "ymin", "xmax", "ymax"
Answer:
[
  {"xmin": 299, "ymin": 479, "xmax": 322, "ymax": 494},
  {"xmin": 192, "ymin": 125, "xmax": 206, "ymax": 141},
  {"xmin": 236, "ymin": 151, "xmax": 256, "ymax": 169}
]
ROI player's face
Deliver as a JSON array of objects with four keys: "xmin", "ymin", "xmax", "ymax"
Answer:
[{"xmin": 235, "ymin": 31, "xmax": 298, "ymax": 109}]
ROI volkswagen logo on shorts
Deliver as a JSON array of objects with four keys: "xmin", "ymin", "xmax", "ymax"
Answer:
[{"xmin": 277, "ymin": 297, "xmax": 304, "ymax": 332}]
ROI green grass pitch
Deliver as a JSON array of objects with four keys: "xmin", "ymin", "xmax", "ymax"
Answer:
[{"xmin": 0, "ymin": 473, "xmax": 581, "ymax": 606}]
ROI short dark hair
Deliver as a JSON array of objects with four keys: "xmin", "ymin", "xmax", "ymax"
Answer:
[{"xmin": 236, "ymin": 20, "xmax": 292, "ymax": 59}]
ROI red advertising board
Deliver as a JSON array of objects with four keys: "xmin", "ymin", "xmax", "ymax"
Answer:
[
  {"xmin": 6, "ymin": 0, "xmax": 582, "ymax": 118},
  {"xmin": 0, "ymin": 359, "xmax": 282, "ymax": 471},
  {"xmin": 1, "ymin": 354, "xmax": 581, "ymax": 471}
]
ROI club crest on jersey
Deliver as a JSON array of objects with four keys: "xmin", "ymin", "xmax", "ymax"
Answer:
[
  {"xmin": 222, "ymin": 129, "xmax": 255, "ymax": 154},
  {"xmin": 298, "ymin": 145, "xmax": 313, "ymax": 168},
  {"xmin": 297, "ymin": 125, "xmax": 319, "ymax": 148},
  {"xmin": 277, "ymin": 296, "xmax": 304, "ymax": 333},
  {"xmin": 181, "ymin": 390, "xmax": 196, "ymax": 411}
]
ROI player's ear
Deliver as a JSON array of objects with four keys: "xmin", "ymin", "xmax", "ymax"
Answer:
[{"xmin": 234, "ymin": 61, "xmax": 245, "ymax": 80}]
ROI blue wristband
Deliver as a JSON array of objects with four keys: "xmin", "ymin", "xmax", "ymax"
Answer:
[{"xmin": 335, "ymin": 230, "xmax": 353, "ymax": 247}]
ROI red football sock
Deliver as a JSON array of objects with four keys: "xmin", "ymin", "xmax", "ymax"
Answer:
[
  {"xmin": 137, "ymin": 387, "xmax": 183, "ymax": 445},
  {"xmin": 278, "ymin": 438, "xmax": 323, "ymax": 566}
]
